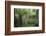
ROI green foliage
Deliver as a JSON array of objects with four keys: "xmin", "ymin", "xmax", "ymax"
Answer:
[
  {"xmin": 15, "ymin": 8, "xmax": 36, "ymax": 16},
  {"xmin": 14, "ymin": 8, "xmax": 39, "ymax": 27}
]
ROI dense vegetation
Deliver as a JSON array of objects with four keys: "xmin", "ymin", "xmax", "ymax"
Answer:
[{"xmin": 14, "ymin": 8, "xmax": 39, "ymax": 27}]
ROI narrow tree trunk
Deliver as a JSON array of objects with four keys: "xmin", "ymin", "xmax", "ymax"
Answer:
[{"xmin": 19, "ymin": 15, "xmax": 22, "ymax": 27}]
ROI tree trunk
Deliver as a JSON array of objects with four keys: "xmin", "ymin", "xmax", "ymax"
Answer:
[{"xmin": 19, "ymin": 15, "xmax": 22, "ymax": 27}]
